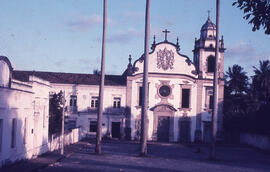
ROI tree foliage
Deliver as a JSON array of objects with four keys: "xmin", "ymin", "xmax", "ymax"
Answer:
[
  {"xmin": 233, "ymin": 0, "xmax": 270, "ymax": 34},
  {"xmin": 224, "ymin": 65, "xmax": 250, "ymax": 131},
  {"xmin": 223, "ymin": 60, "xmax": 270, "ymax": 134},
  {"xmin": 49, "ymin": 91, "xmax": 64, "ymax": 135},
  {"xmin": 93, "ymin": 69, "xmax": 101, "ymax": 75},
  {"xmin": 226, "ymin": 64, "xmax": 249, "ymax": 95},
  {"xmin": 252, "ymin": 60, "xmax": 270, "ymax": 103}
]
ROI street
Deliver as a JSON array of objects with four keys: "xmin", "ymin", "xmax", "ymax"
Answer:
[{"xmin": 38, "ymin": 139, "xmax": 270, "ymax": 172}]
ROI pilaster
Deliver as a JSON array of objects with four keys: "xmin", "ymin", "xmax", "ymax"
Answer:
[{"xmin": 195, "ymin": 80, "xmax": 203, "ymax": 142}]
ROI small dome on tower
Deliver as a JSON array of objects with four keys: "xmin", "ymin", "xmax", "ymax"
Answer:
[
  {"xmin": 200, "ymin": 15, "xmax": 217, "ymax": 40},
  {"xmin": 201, "ymin": 17, "xmax": 216, "ymax": 31}
]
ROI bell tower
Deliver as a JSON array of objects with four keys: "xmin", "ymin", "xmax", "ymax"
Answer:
[
  {"xmin": 193, "ymin": 15, "xmax": 225, "ymax": 79},
  {"xmin": 193, "ymin": 15, "xmax": 226, "ymax": 142}
]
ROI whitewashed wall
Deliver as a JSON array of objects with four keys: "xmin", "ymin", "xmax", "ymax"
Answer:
[
  {"xmin": 0, "ymin": 87, "xmax": 33, "ymax": 166},
  {"xmin": 50, "ymin": 83, "xmax": 126, "ymax": 137},
  {"xmin": 50, "ymin": 84, "xmax": 126, "ymax": 113},
  {"xmin": 128, "ymin": 41, "xmax": 201, "ymax": 142},
  {"xmin": 0, "ymin": 76, "xmax": 51, "ymax": 167},
  {"xmin": 129, "ymin": 75, "xmax": 198, "ymax": 141},
  {"xmin": 49, "ymin": 128, "xmax": 87, "ymax": 152}
]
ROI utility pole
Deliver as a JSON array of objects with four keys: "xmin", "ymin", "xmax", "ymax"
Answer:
[
  {"xmin": 140, "ymin": 0, "xmax": 150, "ymax": 157},
  {"xmin": 96, "ymin": 0, "xmax": 107, "ymax": 155},
  {"xmin": 210, "ymin": 0, "xmax": 220, "ymax": 159},
  {"xmin": 61, "ymin": 91, "xmax": 65, "ymax": 155}
]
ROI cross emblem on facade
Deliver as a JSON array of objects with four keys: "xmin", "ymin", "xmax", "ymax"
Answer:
[{"xmin": 162, "ymin": 29, "xmax": 170, "ymax": 42}]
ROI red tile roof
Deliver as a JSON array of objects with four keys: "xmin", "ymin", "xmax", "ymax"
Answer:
[{"xmin": 12, "ymin": 70, "xmax": 126, "ymax": 86}]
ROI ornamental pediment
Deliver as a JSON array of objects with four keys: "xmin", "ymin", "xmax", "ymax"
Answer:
[{"xmin": 133, "ymin": 42, "xmax": 197, "ymax": 78}]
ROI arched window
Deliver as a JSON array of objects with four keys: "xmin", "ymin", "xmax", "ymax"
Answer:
[{"xmin": 207, "ymin": 56, "xmax": 215, "ymax": 73}]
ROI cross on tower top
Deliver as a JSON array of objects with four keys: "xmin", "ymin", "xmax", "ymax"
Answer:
[
  {"xmin": 128, "ymin": 54, "xmax": 132, "ymax": 63},
  {"xmin": 162, "ymin": 29, "xmax": 170, "ymax": 42},
  {"xmin": 207, "ymin": 10, "xmax": 211, "ymax": 19}
]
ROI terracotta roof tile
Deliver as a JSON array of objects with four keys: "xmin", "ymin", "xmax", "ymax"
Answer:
[{"xmin": 12, "ymin": 70, "xmax": 126, "ymax": 86}]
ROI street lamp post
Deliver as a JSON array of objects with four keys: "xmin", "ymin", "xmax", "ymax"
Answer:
[
  {"xmin": 210, "ymin": 0, "xmax": 220, "ymax": 159},
  {"xmin": 140, "ymin": 0, "xmax": 150, "ymax": 156},
  {"xmin": 96, "ymin": 0, "xmax": 107, "ymax": 155}
]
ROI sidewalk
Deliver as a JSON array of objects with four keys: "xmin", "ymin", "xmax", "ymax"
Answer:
[{"xmin": 1, "ymin": 141, "xmax": 88, "ymax": 172}]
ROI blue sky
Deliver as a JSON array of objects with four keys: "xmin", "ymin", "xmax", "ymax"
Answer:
[{"xmin": 0, "ymin": 0, "xmax": 269, "ymax": 76}]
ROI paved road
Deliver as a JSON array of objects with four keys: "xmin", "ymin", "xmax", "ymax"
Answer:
[{"xmin": 39, "ymin": 140, "xmax": 270, "ymax": 172}]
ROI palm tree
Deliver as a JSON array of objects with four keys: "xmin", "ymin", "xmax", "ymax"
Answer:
[
  {"xmin": 226, "ymin": 64, "xmax": 249, "ymax": 96},
  {"xmin": 224, "ymin": 62, "xmax": 270, "ymax": 134},
  {"xmin": 251, "ymin": 60, "xmax": 270, "ymax": 134},
  {"xmin": 252, "ymin": 60, "xmax": 270, "ymax": 104},
  {"xmin": 223, "ymin": 65, "xmax": 250, "ymax": 132}
]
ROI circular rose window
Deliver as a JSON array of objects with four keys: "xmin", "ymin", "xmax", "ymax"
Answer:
[{"xmin": 159, "ymin": 85, "xmax": 171, "ymax": 97}]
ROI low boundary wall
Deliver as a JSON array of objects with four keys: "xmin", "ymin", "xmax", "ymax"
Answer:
[
  {"xmin": 49, "ymin": 128, "xmax": 87, "ymax": 152},
  {"xmin": 240, "ymin": 133, "xmax": 270, "ymax": 150}
]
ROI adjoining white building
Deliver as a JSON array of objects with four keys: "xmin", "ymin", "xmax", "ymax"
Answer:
[
  {"xmin": 12, "ymin": 71, "xmax": 127, "ymax": 140},
  {"xmin": 0, "ymin": 17, "xmax": 225, "ymax": 163},
  {"xmin": 0, "ymin": 56, "xmax": 50, "ymax": 166}
]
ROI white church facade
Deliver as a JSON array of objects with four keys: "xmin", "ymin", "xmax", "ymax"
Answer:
[
  {"xmin": 0, "ymin": 16, "xmax": 225, "ymax": 163},
  {"xmin": 125, "ymin": 17, "xmax": 225, "ymax": 142}
]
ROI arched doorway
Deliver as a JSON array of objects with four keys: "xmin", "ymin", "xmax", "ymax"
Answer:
[{"xmin": 150, "ymin": 104, "xmax": 176, "ymax": 142}]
